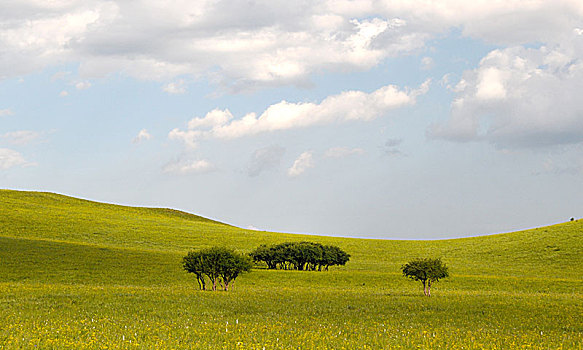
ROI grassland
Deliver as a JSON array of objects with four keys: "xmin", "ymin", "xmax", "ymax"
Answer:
[{"xmin": 0, "ymin": 189, "xmax": 581, "ymax": 349}]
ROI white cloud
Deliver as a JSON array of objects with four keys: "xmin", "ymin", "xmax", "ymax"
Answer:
[
  {"xmin": 2, "ymin": 130, "xmax": 41, "ymax": 145},
  {"xmin": 163, "ymin": 159, "xmax": 215, "ymax": 174},
  {"xmin": 187, "ymin": 109, "xmax": 233, "ymax": 130},
  {"xmin": 163, "ymin": 79, "xmax": 187, "ymax": 94},
  {"xmin": 170, "ymin": 80, "xmax": 429, "ymax": 148},
  {"xmin": 475, "ymin": 67, "xmax": 507, "ymax": 100},
  {"xmin": 59, "ymin": 90, "xmax": 69, "ymax": 97},
  {"xmin": 0, "ymin": 3, "xmax": 110, "ymax": 78},
  {"xmin": 0, "ymin": 1, "xmax": 582, "ymax": 94},
  {"xmin": 132, "ymin": 128, "xmax": 152, "ymax": 144},
  {"xmin": 75, "ymin": 81, "xmax": 92, "ymax": 90},
  {"xmin": 324, "ymin": 147, "xmax": 365, "ymax": 158},
  {"xmin": 168, "ymin": 129, "xmax": 202, "ymax": 149},
  {"xmin": 288, "ymin": 151, "xmax": 314, "ymax": 177},
  {"xmin": 0, "ymin": 148, "xmax": 35, "ymax": 169},
  {"xmin": 6, "ymin": 1, "xmax": 581, "ymax": 89},
  {"xmin": 1, "ymin": 1, "xmax": 421, "ymax": 87},
  {"xmin": 0, "ymin": 109, "xmax": 13, "ymax": 117},
  {"xmin": 429, "ymin": 39, "xmax": 583, "ymax": 148}
]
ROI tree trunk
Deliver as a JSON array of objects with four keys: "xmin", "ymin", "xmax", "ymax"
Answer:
[
  {"xmin": 422, "ymin": 280, "xmax": 427, "ymax": 296},
  {"xmin": 196, "ymin": 274, "xmax": 205, "ymax": 290},
  {"xmin": 427, "ymin": 280, "xmax": 431, "ymax": 297}
]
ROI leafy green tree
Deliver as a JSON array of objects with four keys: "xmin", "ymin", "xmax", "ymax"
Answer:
[
  {"xmin": 275, "ymin": 242, "xmax": 297, "ymax": 270},
  {"xmin": 183, "ymin": 247, "xmax": 252, "ymax": 291},
  {"xmin": 182, "ymin": 250, "xmax": 207, "ymax": 290},
  {"xmin": 201, "ymin": 247, "xmax": 224, "ymax": 291},
  {"xmin": 249, "ymin": 244, "xmax": 278, "ymax": 269},
  {"xmin": 320, "ymin": 245, "xmax": 350, "ymax": 271},
  {"xmin": 401, "ymin": 258, "xmax": 449, "ymax": 296},
  {"xmin": 216, "ymin": 248, "xmax": 252, "ymax": 291},
  {"xmin": 250, "ymin": 242, "xmax": 350, "ymax": 271},
  {"xmin": 292, "ymin": 242, "xmax": 322, "ymax": 271}
]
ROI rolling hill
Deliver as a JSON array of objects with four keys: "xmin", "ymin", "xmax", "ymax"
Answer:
[{"xmin": 0, "ymin": 189, "xmax": 581, "ymax": 349}]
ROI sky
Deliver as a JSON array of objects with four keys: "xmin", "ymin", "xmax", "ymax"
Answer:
[{"xmin": 1, "ymin": 0, "xmax": 582, "ymax": 239}]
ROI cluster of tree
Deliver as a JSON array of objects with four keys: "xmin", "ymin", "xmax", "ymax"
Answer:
[
  {"xmin": 182, "ymin": 245, "xmax": 450, "ymax": 297},
  {"xmin": 182, "ymin": 247, "xmax": 252, "ymax": 291},
  {"xmin": 249, "ymin": 242, "xmax": 350, "ymax": 271},
  {"xmin": 401, "ymin": 257, "xmax": 449, "ymax": 297}
]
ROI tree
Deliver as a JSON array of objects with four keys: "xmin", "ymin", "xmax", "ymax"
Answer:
[
  {"xmin": 401, "ymin": 258, "xmax": 449, "ymax": 296},
  {"xmin": 182, "ymin": 250, "xmax": 207, "ymax": 290},
  {"xmin": 183, "ymin": 247, "xmax": 252, "ymax": 291},
  {"xmin": 320, "ymin": 245, "xmax": 350, "ymax": 271},
  {"xmin": 249, "ymin": 242, "xmax": 350, "ymax": 271},
  {"xmin": 215, "ymin": 248, "xmax": 253, "ymax": 291},
  {"xmin": 249, "ymin": 244, "xmax": 278, "ymax": 269},
  {"xmin": 291, "ymin": 242, "xmax": 322, "ymax": 271}
]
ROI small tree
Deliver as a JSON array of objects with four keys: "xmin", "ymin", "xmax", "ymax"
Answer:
[
  {"xmin": 321, "ymin": 245, "xmax": 350, "ymax": 271},
  {"xmin": 216, "ymin": 248, "xmax": 252, "ymax": 291},
  {"xmin": 401, "ymin": 258, "xmax": 449, "ymax": 296},
  {"xmin": 183, "ymin": 247, "xmax": 252, "ymax": 291}
]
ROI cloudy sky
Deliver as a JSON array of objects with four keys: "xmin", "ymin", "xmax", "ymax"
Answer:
[{"xmin": 1, "ymin": 0, "xmax": 582, "ymax": 239}]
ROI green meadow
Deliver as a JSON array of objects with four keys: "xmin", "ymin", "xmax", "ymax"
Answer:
[{"xmin": 0, "ymin": 189, "xmax": 581, "ymax": 349}]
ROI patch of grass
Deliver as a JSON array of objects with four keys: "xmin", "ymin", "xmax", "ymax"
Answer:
[{"xmin": 0, "ymin": 189, "xmax": 582, "ymax": 349}]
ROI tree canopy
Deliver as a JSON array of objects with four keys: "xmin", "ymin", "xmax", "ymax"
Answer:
[
  {"xmin": 249, "ymin": 242, "xmax": 350, "ymax": 271},
  {"xmin": 401, "ymin": 258, "xmax": 449, "ymax": 296},
  {"xmin": 183, "ymin": 247, "xmax": 252, "ymax": 291}
]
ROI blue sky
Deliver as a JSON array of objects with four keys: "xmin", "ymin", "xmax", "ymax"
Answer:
[{"xmin": 1, "ymin": 1, "xmax": 582, "ymax": 238}]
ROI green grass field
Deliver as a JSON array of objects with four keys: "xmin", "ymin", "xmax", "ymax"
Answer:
[{"xmin": 1, "ymin": 189, "xmax": 582, "ymax": 349}]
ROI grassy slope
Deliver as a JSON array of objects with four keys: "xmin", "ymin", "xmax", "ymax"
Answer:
[
  {"xmin": 1, "ymin": 189, "xmax": 581, "ymax": 278},
  {"xmin": 1, "ymin": 189, "xmax": 582, "ymax": 349}
]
